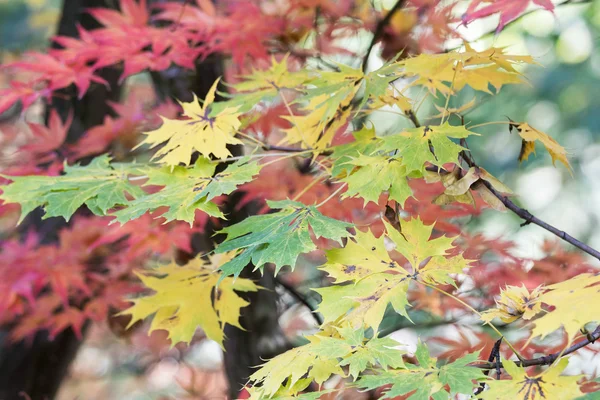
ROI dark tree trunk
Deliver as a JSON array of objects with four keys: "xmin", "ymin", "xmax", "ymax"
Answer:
[
  {"xmin": 0, "ymin": 1, "xmax": 120, "ymax": 399},
  {"xmin": 0, "ymin": 1, "xmax": 287, "ymax": 399}
]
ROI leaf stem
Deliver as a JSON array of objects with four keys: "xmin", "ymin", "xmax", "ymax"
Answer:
[
  {"xmin": 315, "ymin": 182, "xmax": 347, "ymax": 208},
  {"xmin": 292, "ymin": 176, "xmax": 324, "ymax": 202},
  {"xmin": 460, "ymin": 139, "xmax": 600, "ymax": 261},
  {"xmin": 467, "ymin": 121, "xmax": 512, "ymax": 130}
]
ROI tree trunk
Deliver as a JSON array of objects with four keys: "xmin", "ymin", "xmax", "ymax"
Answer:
[{"xmin": 0, "ymin": 1, "xmax": 120, "ymax": 399}]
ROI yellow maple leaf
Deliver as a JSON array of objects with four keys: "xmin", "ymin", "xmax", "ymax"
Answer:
[
  {"xmin": 528, "ymin": 273, "xmax": 600, "ymax": 344},
  {"xmin": 120, "ymin": 252, "xmax": 259, "ymax": 347},
  {"xmin": 453, "ymin": 43, "xmax": 536, "ymax": 73},
  {"xmin": 511, "ymin": 122, "xmax": 572, "ymax": 173},
  {"xmin": 137, "ymin": 79, "xmax": 243, "ymax": 166},
  {"xmin": 315, "ymin": 218, "xmax": 472, "ymax": 331},
  {"xmin": 281, "ymin": 95, "xmax": 353, "ymax": 150},
  {"xmin": 399, "ymin": 45, "xmax": 534, "ymax": 96},
  {"xmin": 480, "ymin": 358, "xmax": 583, "ymax": 400},
  {"xmin": 481, "ymin": 285, "xmax": 543, "ymax": 324},
  {"xmin": 369, "ymin": 87, "xmax": 412, "ymax": 112}
]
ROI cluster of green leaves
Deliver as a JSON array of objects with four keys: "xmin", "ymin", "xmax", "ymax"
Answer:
[
  {"xmin": 0, "ymin": 155, "xmax": 261, "ymax": 226},
  {"xmin": 0, "ymin": 44, "xmax": 586, "ymax": 399}
]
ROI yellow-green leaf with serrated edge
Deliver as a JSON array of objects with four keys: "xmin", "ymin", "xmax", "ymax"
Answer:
[
  {"xmin": 314, "ymin": 217, "xmax": 472, "ymax": 331},
  {"xmin": 280, "ymin": 64, "xmax": 361, "ymax": 150},
  {"xmin": 399, "ymin": 45, "xmax": 535, "ymax": 96},
  {"xmin": 226, "ymin": 55, "xmax": 311, "ymax": 113},
  {"xmin": 340, "ymin": 154, "xmax": 413, "ymax": 206},
  {"xmin": 382, "ymin": 122, "xmax": 478, "ymax": 173},
  {"xmin": 112, "ymin": 157, "xmax": 261, "ymax": 226},
  {"xmin": 0, "ymin": 155, "xmax": 146, "ymax": 224},
  {"xmin": 356, "ymin": 342, "xmax": 485, "ymax": 399},
  {"xmin": 137, "ymin": 78, "xmax": 242, "ymax": 166},
  {"xmin": 215, "ymin": 199, "xmax": 353, "ymax": 279},
  {"xmin": 248, "ymin": 325, "xmax": 404, "ymax": 398},
  {"xmin": 120, "ymin": 252, "xmax": 258, "ymax": 348},
  {"xmin": 329, "ymin": 125, "xmax": 383, "ymax": 177},
  {"xmin": 526, "ymin": 273, "xmax": 600, "ymax": 345},
  {"xmin": 480, "ymin": 358, "xmax": 583, "ymax": 400}
]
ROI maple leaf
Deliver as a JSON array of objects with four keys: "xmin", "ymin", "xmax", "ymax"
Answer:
[
  {"xmin": 399, "ymin": 46, "xmax": 534, "ymax": 95},
  {"xmin": 280, "ymin": 64, "xmax": 362, "ymax": 150},
  {"xmin": 480, "ymin": 358, "xmax": 583, "ymax": 400},
  {"xmin": 120, "ymin": 253, "xmax": 259, "ymax": 347},
  {"xmin": 509, "ymin": 122, "xmax": 572, "ymax": 172},
  {"xmin": 462, "ymin": 0, "xmax": 555, "ymax": 33},
  {"xmin": 361, "ymin": 60, "xmax": 407, "ymax": 110},
  {"xmin": 356, "ymin": 343, "xmax": 485, "ymax": 399},
  {"xmin": 0, "ymin": 81, "xmax": 49, "ymax": 116},
  {"xmin": 340, "ymin": 154, "xmax": 413, "ymax": 206},
  {"xmin": 137, "ymin": 79, "xmax": 243, "ymax": 166},
  {"xmin": 315, "ymin": 218, "xmax": 471, "ymax": 331},
  {"xmin": 88, "ymin": 0, "xmax": 149, "ymax": 27},
  {"xmin": 227, "ymin": 55, "xmax": 310, "ymax": 113},
  {"xmin": 113, "ymin": 158, "xmax": 260, "ymax": 226},
  {"xmin": 215, "ymin": 200, "xmax": 353, "ymax": 278},
  {"xmin": 527, "ymin": 273, "xmax": 600, "ymax": 344},
  {"xmin": 382, "ymin": 123, "xmax": 478, "ymax": 173},
  {"xmin": 248, "ymin": 325, "xmax": 404, "ymax": 398},
  {"xmin": 19, "ymin": 110, "xmax": 72, "ymax": 163},
  {"xmin": 481, "ymin": 284, "xmax": 543, "ymax": 324},
  {"xmin": 329, "ymin": 125, "xmax": 383, "ymax": 177},
  {"xmin": 0, "ymin": 155, "xmax": 145, "ymax": 224}
]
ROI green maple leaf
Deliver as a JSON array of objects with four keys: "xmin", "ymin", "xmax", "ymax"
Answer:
[
  {"xmin": 356, "ymin": 343, "xmax": 485, "ymax": 400},
  {"xmin": 360, "ymin": 59, "xmax": 405, "ymax": 110},
  {"xmin": 112, "ymin": 157, "xmax": 261, "ymax": 226},
  {"xmin": 0, "ymin": 155, "xmax": 145, "ymax": 223},
  {"xmin": 340, "ymin": 154, "xmax": 413, "ymax": 206},
  {"xmin": 225, "ymin": 55, "xmax": 311, "ymax": 113},
  {"xmin": 382, "ymin": 122, "xmax": 478, "ymax": 172},
  {"xmin": 216, "ymin": 199, "xmax": 353, "ymax": 278},
  {"xmin": 329, "ymin": 125, "xmax": 382, "ymax": 177},
  {"xmin": 315, "ymin": 218, "xmax": 471, "ymax": 330}
]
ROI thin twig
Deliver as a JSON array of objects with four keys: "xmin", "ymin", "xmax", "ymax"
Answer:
[
  {"xmin": 459, "ymin": 139, "xmax": 600, "ymax": 262},
  {"xmin": 361, "ymin": 0, "xmax": 406, "ymax": 73},
  {"xmin": 275, "ymin": 277, "xmax": 323, "ymax": 325}
]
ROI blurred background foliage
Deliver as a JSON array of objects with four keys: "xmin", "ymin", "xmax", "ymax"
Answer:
[{"xmin": 1, "ymin": 0, "xmax": 599, "ymax": 398}]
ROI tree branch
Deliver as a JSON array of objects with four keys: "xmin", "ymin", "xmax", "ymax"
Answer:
[
  {"xmin": 471, "ymin": 325, "xmax": 600, "ymax": 370},
  {"xmin": 459, "ymin": 139, "xmax": 600, "ymax": 262},
  {"xmin": 275, "ymin": 277, "xmax": 324, "ymax": 325},
  {"xmin": 361, "ymin": 0, "xmax": 406, "ymax": 73}
]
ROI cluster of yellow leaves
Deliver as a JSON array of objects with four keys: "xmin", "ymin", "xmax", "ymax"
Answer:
[
  {"xmin": 120, "ymin": 252, "xmax": 259, "ymax": 347},
  {"xmin": 481, "ymin": 359, "xmax": 583, "ymax": 400},
  {"xmin": 400, "ymin": 44, "xmax": 535, "ymax": 96},
  {"xmin": 314, "ymin": 217, "xmax": 472, "ymax": 331},
  {"xmin": 247, "ymin": 325, "xmax": 405, "ymax": 399}
]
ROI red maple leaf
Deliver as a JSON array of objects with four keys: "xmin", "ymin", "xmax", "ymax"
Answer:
[
  {"xmin": 462, "ymin": 0, "xmax": 554, "ymax": 33},
  {"xmin": 19, "ymin": 110, "xmax": 72, "ymax": 163}
]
